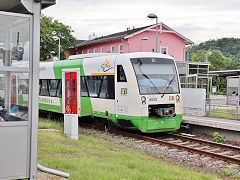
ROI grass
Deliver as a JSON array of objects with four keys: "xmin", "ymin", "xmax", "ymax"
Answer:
[
  {"xmin": 206, "ymin": 108, "xmax": 239, "ymax": 120},
  {"xmin": 38, "ymin": 119, "xmax": 220, "ymax": 180}
]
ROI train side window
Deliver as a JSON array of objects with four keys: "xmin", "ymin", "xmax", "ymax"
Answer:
[
  {"xmin": 86, "ymin": 76, "xmax": 102, "ymax": 98},
  {"xmin": 99, "ymin": 76, "xmax": 108, "ymax": 98},
  {"xmin": 117, "ymin": 65, "xmax": 127, "ymax": 82},
  {"xmin": 56, "ymin": 80, "xmax": 62, "ymax": 98},
  {"xmin": 49, "ymin": 79, "xmax": 58, "ymax": 97},
  {"xmin": 107, "ymin": 75, "xmax": 115, "ymax": 99},
  {"xmin": 39, "ymin": 79, "xmax": 50, "ymax": 96},
  {"xmin": 81, "ymin": 76, "xmax": 89, "ymax": 97},
  {"xmin": 99, "ymin": 75, "xmax": 115, "ymax": 99}
]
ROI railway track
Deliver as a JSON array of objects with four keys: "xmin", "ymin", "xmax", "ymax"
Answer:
[{"xmin": 79, "ymin": 122, "xmax": 240, "ymax": 168}]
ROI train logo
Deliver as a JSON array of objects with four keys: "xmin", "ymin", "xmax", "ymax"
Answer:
[{"xmin": 101, "ymin": 59, "xmax": 113, "ymax": 72}]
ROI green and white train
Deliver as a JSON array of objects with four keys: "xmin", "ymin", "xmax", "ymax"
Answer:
[{"xmin": 39, "ymin": 52, "xmax": 182, "ymax": 133}]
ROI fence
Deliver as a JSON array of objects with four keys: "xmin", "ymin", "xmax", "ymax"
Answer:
[{"xmin": 206, "ymin": 95, "xmax": 240, "ymax": 120}]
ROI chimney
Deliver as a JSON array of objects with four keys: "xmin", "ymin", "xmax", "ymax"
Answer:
[{"xmin": 89, "ymin": 33, "xmax": 97, "ymax": 40}]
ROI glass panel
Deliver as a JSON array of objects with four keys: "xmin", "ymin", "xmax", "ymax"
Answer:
[
  {"xmin": 0, "ymin": 74, "xmax": 5, "ymax": 120},
  {"xmin": 189, "ymin": 64, "xmax": 197, "ymax": 68},
  {"xmin": 67, "ymin": 79, "xmax": 69, "ymax": 104},
  {"xmin": 1, "ymin": 73, "xmax": 30, "ymax": 121},
  {"xmin": 189, "ymin": 69, "xmax": 197, "ymax": 74},
  {"xmin": 72, "ymin": 79, "xmax": 76, "ymax": 105},
  {"xmin": 199, "ymin": 69, "xmax": 208, "ymax": 74},
  {"xmin": 0, "ymin": 14, "xmax": 30, "ymax": 68}
]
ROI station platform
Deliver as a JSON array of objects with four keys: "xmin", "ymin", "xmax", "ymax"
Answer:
[{"xmin": 182, "ymin": 115, "xmax": 240, "ymax": 132}]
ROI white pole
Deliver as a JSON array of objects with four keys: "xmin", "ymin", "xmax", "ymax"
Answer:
[
  {"xmin": 58, "ymin": 38, "xmax": 60, "ymax": 60},
  {"xmin": 155, "ymin": 18, "xmax": 158, "ymax": 53}
]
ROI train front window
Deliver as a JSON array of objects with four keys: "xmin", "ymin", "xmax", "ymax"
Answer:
[{"xmin": 131, "ymin": 58, "xmax": 179, "ymax": 95}]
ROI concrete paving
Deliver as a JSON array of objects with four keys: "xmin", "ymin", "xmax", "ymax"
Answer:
[{"xmin": 182, "ymin": 115, "xmax": 240, "ymax": 132}]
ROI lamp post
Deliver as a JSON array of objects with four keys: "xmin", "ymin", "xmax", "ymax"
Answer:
[
  {"xmin": 206, "ymin": 51, "xmax": 212, "ymax": 62},
  {"xmin": 52, "ymin": 35, "xmax": 60, "ymax": 60},
  {"xmin": 147, "ymin": 13, "xmax": 158, "ymax": 53},
  {"xmin": 140, "ymin": 37, "xmax": 148, "ymax": 52}
]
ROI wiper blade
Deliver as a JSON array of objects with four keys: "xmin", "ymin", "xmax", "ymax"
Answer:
[
  {"xmin": 161, "ymin": 75, "xmax": 176, "ymax": 98},
  {"xmin": 136, "ymin": 59, "xmax": 159, "ymax": 93}
]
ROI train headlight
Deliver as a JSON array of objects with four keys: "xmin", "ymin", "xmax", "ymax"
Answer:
[
  {"xmin": 176, "ymin": 95, "xmax": 180, "ymax": 103},
  {"xmin": 141, "ymin": 96, "xmax": 146, "ymax": 105}
]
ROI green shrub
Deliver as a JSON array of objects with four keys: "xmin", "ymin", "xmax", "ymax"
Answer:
[{"xmin": 213, "ymin": 132, "xmax": 225, "ymax": 142}]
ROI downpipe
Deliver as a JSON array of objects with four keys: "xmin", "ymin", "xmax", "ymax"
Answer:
[{"xmin": 37, "ymin": 164, "xmax": 70, "ymax": 178}]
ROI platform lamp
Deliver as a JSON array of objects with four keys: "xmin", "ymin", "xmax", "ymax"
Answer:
[
  {"xmin": 52, "ymin": 31, "xmax": 61, "ymax": 60},
  {"xmin": 206, "ymin": 51, "xmax": 212, "ymax": 62},
  {"xmin": 140, "ymin": 37, "xmax": 148, "ymax": 52},
  {"xmin": 147, "ymin": 13, "xmax": 158, "ymax": 53}
]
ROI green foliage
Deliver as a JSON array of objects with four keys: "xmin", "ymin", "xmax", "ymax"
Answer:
[
  {"xmin": 191, "ymin": 49, "xmax": 232, "ymax": 71},
  {"xmin": 213, "ymin": 132, "xmax": 225, "ymax": 142},
  {"xmin": 190, "ymin": 38, "xmax": 240, "ymax": 63},
  {"xmin": 220, "ymin": 168, "xmax": 238, "ymax": 177},
  {"xmin": 40, "ymin": 15, "xmax": 76, "ymax": 61}
]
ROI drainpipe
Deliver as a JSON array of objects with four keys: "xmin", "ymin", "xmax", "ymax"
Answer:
[
  {"xmin": 121, "ymin": 39, "xmax": 130, "ymax": 53},
  {"xmin": 37, "ymin": 164, "xmax": 70, "ymax": 178}
]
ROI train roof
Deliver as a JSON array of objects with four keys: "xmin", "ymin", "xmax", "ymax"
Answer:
[{"xmin": 68, "ymin": 52, "xmax": 174, "ymax": 61}]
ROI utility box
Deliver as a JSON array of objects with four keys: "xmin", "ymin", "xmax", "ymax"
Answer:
[{"xmin": 0, "ymin": 0, "xmax": 55, "ymax": 179}]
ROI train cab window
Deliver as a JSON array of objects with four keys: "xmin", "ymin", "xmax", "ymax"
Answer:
[{"xmin": 117, "ymin": 65, "xmax": 127, "ymax": 82}]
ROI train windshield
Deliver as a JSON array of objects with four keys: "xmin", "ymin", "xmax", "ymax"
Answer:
[{"xmin": 131, "ymin": 58, "xmax": 179, "ymax": 95}]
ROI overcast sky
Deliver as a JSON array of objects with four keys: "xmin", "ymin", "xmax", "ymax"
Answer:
[{"xmin": 42, "ymin": 0, "xmax": 240, "ymax": 44}]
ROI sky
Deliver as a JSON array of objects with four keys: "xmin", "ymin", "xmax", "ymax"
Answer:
[{"xmin": 42, "ymin": 0, "xmax": 240, "ymax": 44}]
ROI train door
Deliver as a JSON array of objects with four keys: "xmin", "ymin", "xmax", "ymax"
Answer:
[{"xmin": 62, "ymin": 69, "xmax": 81, "ymax": 116}]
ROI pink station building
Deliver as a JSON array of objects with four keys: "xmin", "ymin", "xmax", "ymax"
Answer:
[{"xmin": 68, "ymin": 22, "xmax": 193, "ymax": 62}]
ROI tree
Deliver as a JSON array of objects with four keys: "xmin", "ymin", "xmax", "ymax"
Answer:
[
  {"xmin": 40, "ymin": 15, "xmax": 76, "ymax": 61},
  {"xmin": 191, "ymin": 49, "xmax": 232, "ymax": 71}
]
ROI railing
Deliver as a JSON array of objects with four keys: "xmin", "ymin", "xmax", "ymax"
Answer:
[{"xmin": 206, "ymin": 95, "xmax": 240, "ymax": 120}]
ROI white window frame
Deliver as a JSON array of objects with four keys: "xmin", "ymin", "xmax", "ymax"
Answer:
[
  {"xmin": 81, "ymin": 50, "xmax": 84, "ymax": 54},
  {"xmin": 87, "ymin": 49, "xmax": 90, "ymax": 53},
  {"xmin": 100, "ymin": 47, "xmax": 104, "ymax": 53},
  {"xmin": 94, "ymin": 48, "xmax": 97, "ymax": 53},
  {"xmin": 119, "ymin": 44, "xmax": 123, "ymax": 53},
  {"xmin": 160, "ymin": 46, "xmax": 168, "ymax": 55},
  {"xmin": 111, "ymin": 46, "xmax": 115, "ymax": 53}
]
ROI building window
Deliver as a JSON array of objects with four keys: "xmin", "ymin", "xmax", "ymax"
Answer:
[
  {"xmin": 87, "ymin": 49, "xmax": 90, "ymax": 53},
  {"xmin": 100, "ymin": 47, "xmax": 104, "ymax": 53},
  {"xmin": 119, "ymin": 44, "xmax": 123, "ymax": 53},
  {"xmin": 94, "ymin": 48, "xmax": 97, "ymax": 53},
  {"xmin": 81, "ymin": 50, "xmax": 84, "ymax": 54},
  {"xmin": 111, "ymin": 46, "xmax": 115, "ymax": 53},
  {"xmin": 160, "ymin": 46, "xmax": 168, "ymax": 55}
]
